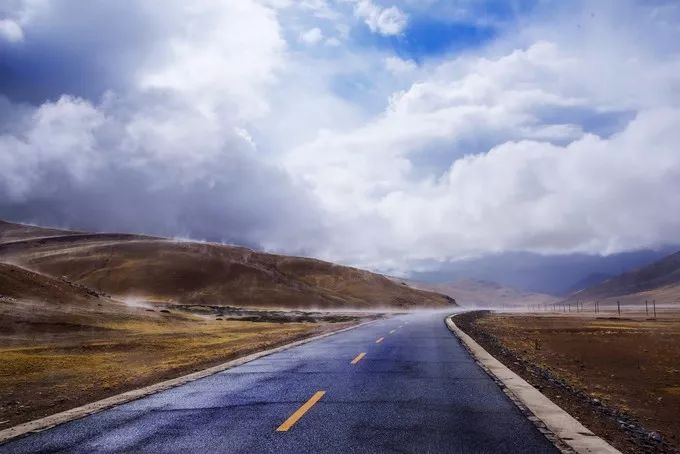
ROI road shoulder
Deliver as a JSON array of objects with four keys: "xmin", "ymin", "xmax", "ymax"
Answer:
[{"xmin": 446, "ymin": 315, "xmax": 620, "ymax": 454}]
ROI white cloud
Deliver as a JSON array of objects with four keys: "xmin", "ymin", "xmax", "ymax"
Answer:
[
  {"xmin": 354, "ymin": 0, "xmax": 407, "ymax": 36},
  {"xmin": 325, "ymin": 37, "xmax": 341, "ymax": 46},
  {"xmin": 0, "ymin": 19, "xmax": 24, "ymax": 42},
  {"xmin": 384, "ymin": 56, "xmax": 417, "ymax": 74},
  {"xmin": 285, "ymin": 32, "xmax": 680, "ymax": 271},
  {"xmin": 2, "ymin": 0, "xmax": 680, "ymax": 275},
  {"xmin": 299, "ymin": 27, "xmax": 323, "ymax": 45},
  {"xmin": 0, "ymin": 0, "xmax": 327, "ymax": 250},
  {"xmin": 136, "ymin": 1, "xmax": 285, "ymax": 121}
]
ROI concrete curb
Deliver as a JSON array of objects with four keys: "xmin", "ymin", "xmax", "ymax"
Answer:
[
  {"xmin": 0, "ymin": 319, "xmax": 376, "ymax": 445},
  {"xmin": 446, "ymin": 316, "xmax": 621, "ymax": 454}
]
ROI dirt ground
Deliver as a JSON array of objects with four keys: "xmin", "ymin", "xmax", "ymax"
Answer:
[
  {"xmin": 0, "ymin": 311, "xmax": 361, "ymax": 429},
  {"xmin": 454, "ymin": 310, "xmax": 680, "ymax": 454}
]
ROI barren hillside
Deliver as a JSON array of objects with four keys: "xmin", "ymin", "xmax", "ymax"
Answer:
[
  {"xmin": 0, "ymin": 220, "xmax": 454, "ymax": 309},
  {"xmin": 566, "ymin": 250, "xmax": 680, "ymax": 305}
]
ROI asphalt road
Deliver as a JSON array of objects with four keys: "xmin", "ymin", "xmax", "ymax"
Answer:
[{"xmin": 1, "ymin": 311, "xmax": 558, "ymax": 453}]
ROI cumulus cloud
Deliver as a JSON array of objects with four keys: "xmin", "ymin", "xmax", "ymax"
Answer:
[
  {"xmin": 0, "ymin": 19, "xmax": 23, "ymax": 42},
  {"xmin": 286, "ymin": 31, "xmax": 680, "ymax": 271},
  {"xmin": 299, "ymin": 27, "xmax": 324, "ymax": 45},
  {"xmin": 1, "ymin": 0, "xmax": 680, "ymax": 276},
  {"xmin": 0, "ymin": 0, "xmax": 326, "ymax": 252},
  {"xmin": 384, "ymin": 56, "xmax": 417, "ymax": 74},
  {"xmin": 0, "ymin": 91, "xmax": 326, "ymax": 250},
  {"xmin": 354, "ymin": 0, "xmax": 407, "ymax": 36}
]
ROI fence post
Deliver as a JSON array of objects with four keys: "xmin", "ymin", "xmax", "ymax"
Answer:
[
  {"xmin": 653, "ymin": 299, "xmax": 656, "ymax": 318},
  {"xmin": 617, "ymin": 300, "xmax": 621, "ymax": 316},
  {"xmin": 645, "ymin": 300, "xmax": 649, "ymax": 316}
]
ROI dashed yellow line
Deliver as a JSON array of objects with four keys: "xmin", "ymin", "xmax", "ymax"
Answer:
[
  {"xmin": 375, "ymin": 337, "xmax": 384, "ymax": 343},
  {"xmin": 276, "ymin": 391, "xmax": 326, "ymax": 432},
  {"xmin": 351, "ymin": 352, "xmax": 366, "ymax": 365}
]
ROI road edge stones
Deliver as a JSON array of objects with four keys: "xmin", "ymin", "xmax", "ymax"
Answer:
[
  {"xmin": 0, "ymin": 319, "xmax": 377, "ymax": 445},
  {"xmin": 446, "ymin": 315, "xmax": 621, "ymax": 454}
]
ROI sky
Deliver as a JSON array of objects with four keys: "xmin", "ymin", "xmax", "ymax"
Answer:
[{"xmin": 1, "ymin": 0, "xmax": 680, "ymax": 286}]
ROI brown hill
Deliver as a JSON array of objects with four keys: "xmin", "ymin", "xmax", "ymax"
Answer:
[
  {"xmin": 0, "ymin": 219, "xmax": 80, "ymax": 243},
  {"xmin": 0, "ymin": 261, "xmax": 162, "ymax": 342},
  {"xmin": 567, "ymin": 251, "xmax": 680, "ymax": 304},
  {"xmin": 0, "ymin": 262, "xmax": 104, "ymax": 304},
  {"xmin": 402, "ymin": 278, "xmax": 556, "ymax": 307},
  {"xmin": 0, "ymin": 220, "xmax": 454, "ymax": 309}
]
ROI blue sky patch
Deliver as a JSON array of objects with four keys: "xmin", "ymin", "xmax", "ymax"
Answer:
[{"xmin": 353, "ymin": 16, "xmax": 497, "ymax": 61}]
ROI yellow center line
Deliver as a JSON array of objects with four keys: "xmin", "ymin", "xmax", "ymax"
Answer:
[
  {"xmin": 276, "ymin": 391, "xmax": 326, "ymax": 432},
  {"xmin": 375, "ymin": 337, "xmax": 384, "ymax": 343},
  {"xmin": 351, "ymin": 352, "xmax": 366, "ymax": 364},
  {"xmin": 389, "ymin": 329, "xmax": 396, "ymax": 334}
]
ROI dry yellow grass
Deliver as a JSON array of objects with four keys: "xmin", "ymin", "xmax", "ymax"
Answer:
[{"xmin": 0, "ymin": 317, "xmax": 344, "ymax": 428}]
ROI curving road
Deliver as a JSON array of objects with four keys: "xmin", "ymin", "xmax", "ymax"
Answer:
[{"xmin": 1, "ymin": 311, "xmax": 558, "ymax": 453}]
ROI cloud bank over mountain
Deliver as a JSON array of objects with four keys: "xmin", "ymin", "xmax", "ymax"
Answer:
[{"xmin": 1, "ymin": 0, "xmax": 679, "ymax": 275}]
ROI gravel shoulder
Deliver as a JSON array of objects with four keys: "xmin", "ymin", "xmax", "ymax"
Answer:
[{"xmin": 453, "ymin": 311, "xmax": 680, "ymax": 454}]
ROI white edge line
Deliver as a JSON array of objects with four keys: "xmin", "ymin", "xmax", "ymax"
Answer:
[
  {"xmin": 0, "ymin": 319, "xmax": 377, "ymax": 444},
  {"xmin": 446, "ymin": 315, "xmax": 621, "ymax": 454}
]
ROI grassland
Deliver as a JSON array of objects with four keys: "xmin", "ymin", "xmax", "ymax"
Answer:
[
  {"xmin": 0, "ymin": 312, "xmax": 355, "ymax": 428},
  {"xmin": 455, "ymin": 310, "xmax": 680, "ymax": 453}
]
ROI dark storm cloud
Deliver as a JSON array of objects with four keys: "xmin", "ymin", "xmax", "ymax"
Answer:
[
  {"xmin": 0, "ymin": 0, "xmax": 163, "ymax": 104},
  {"xmin": 0, "ymin": 149, "xmax": 322, "ymax": 249},
  {"xmin": 0, "ymin": 1, "xmax": 326, "ymax": 254},
  {"xmin": 0, "ymin": 92, "xmax": 326, "ymax": 253}
]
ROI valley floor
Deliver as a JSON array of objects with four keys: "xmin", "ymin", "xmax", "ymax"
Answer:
[{"xmin": 454, "ymin": 310, "xmax": 680, "ymax": 454}]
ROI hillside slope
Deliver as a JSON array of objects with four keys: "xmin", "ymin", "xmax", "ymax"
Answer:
[
  {"xmin": 0, "ymin": 262, "xmax": 105, "ymax": 304},
  {"xmin": 0, "ymin": 220, "xmax": 454, "ymax": 309},
  {"xmin": 0, "ymin": 219, "xmax": 80, "ymax": 243},
  {"xmin": 568, "ymin": 251, "xmax": 680, "ymax": 302},
  {"xmin": 0, "ymin": 261, "xmax": 165, "ymax": 342}
]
